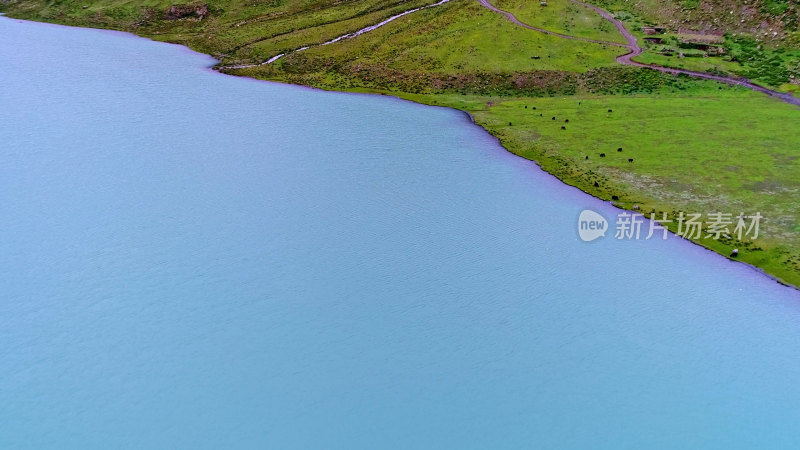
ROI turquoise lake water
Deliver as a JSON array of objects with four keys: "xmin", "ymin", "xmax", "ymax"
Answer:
[{"xmin": 2, "ymin": 15, "xmax": 800, "ymax": 449}]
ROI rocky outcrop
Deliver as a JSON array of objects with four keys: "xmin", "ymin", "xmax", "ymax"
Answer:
[{"xmin": 165, "ymin": 4, "xmax": 208, "ymax": 21}]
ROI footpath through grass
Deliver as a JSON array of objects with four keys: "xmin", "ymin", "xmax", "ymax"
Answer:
[{"xmin": 495, "ymin": 0, "xmax": 627, "ymax": 44}]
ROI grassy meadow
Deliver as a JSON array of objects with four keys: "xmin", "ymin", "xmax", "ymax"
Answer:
[
  {"xmin": 495, "ymin": 0, "xmax": 627, "ymax": 44},
  {"xmin": 279, "ymin": 0, "xmax": 625, "ymax": 72}
]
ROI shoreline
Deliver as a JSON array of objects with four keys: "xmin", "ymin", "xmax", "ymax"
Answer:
[
  {"xmin": 452, "ymin": 105, "xmax": 800, "ymax": 292},
  {"xmin": 1, "ymin": 12, "xmax": 797, "ymax": 290}
]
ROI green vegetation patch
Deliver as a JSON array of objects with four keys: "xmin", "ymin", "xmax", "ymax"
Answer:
[
  {"xmin": 495, "ymin": 0, "xmax": 628, "ymax": 44},
  {"xmin": 279, "ymin": 0, "xmax": 625, "ymax": 73}
]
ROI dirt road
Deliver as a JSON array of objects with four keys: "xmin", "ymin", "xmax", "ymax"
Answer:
[{"xmin": 479, "ymin": 0, "xmax": 800, "ymax": 106}]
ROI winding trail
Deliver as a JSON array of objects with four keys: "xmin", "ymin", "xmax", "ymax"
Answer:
[
  {"xmin": 479, "ymin": 0, "xmax": 800, "ymax": 106},
  {"xmin": 476, "ymin": 0, "xmax": 626, "ymax": 48}
]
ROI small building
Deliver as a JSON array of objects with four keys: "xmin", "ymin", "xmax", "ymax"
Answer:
[
  {"xmin": 642, "ymin": 26, "xmax": 666, "ymax": 35},
  {"xmin": 677, "ymin": 32, "xmax": 724, "ymax": 49}
]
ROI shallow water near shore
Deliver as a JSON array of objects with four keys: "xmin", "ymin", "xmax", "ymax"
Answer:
[{"xmin": 3, "ymin": 16, "xmax": 800, "ymax": 449}]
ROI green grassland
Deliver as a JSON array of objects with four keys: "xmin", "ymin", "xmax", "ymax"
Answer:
[
  {"xmin": 633, "ymin": 46, "xmax": 741, "ymax": 76},
  {"xmin": 495, "ymin": 0, "xmax": 627, "ymax": 44},
  {"xmin": 2, "ymin": 0, "xmax": 800, "ymax": 286},
  {"xmin": 276, "ymin": 1, "xmax": 625, "ymax": 72}
]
